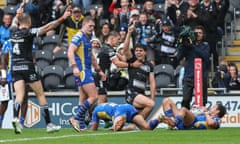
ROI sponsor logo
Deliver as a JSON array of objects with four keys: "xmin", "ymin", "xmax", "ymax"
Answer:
[{"xmin": 24, "ymin": 100, "xmax": 40, "ymax": 128}]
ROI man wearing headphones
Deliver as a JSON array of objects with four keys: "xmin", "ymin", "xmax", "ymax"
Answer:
[{"xmin": 177, "ymin": 25, "xmax": 210, "ymax": 109}]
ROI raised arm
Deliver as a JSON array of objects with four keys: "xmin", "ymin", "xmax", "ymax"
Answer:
[
  {"xmin": 122, "ymin": 24, "xmax": 135, "ymax": 59},
  {"xmin": 37, "ymin": 6, "xmax": 71, "ymax": 36}
]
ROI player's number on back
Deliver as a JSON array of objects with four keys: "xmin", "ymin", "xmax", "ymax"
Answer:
[{"xmin": 13, "ymin": 43, "xmax": 21, "ymax": 55}]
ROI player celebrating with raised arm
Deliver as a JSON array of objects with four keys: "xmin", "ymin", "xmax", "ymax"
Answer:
[
  {"xmin": 1, "ymin": 3, "xmax": 71, "ymax": 134},
  {"xmin": 68, "ymin": 16, "xmax": 106, "ymax": 132},
  {"xmin": 159, "ymin": 97, "xmax": 226, "ymax": 130}
]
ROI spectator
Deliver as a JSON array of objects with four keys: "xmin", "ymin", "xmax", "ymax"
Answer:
[
  {"xmin": 127, "ymin": 9, "xmax": 140, "ymax": 51},
  {"xmin": 133, "ymin": 12, "xmax": 158, "ymax": 65},
  {"xmin": 177, "ymin": 25, "xmax": 210, "ymax": 109},
  {"xmin": 181, "ymin": 0, "xmax": 209, "ymax": 29},
  {"xmin": 90, "ymin": 37, "xmax": 108, "ymax": 103},
  {"xmin": 72, "ymin": 0, "xmax": 92, "ymax": 11},
  {"xmin": 102, "ymin": 0, "xmax": 114, "ymax": 19},
  {"xmin": 119, "ymin": 23, "xmax": 128, "ymax": 43},
  {"xmin": 224, "ymin": 63, "xmax": 240, "ymax": 91},
  {"xmin": 200, "ymin": 0, "xmax": 219, "ymax": 71},
  {"xmin": 91, "ymin": 38, "xmax": 102, "ymax": 61},
  {"xmin": 96, "ymin": 22, "xmax": 111, "ymax": 43},
  {"xmin": 166, "ymin": 0, "xmax": 189, "ymax": 30},
  {"xmin": 53, "ymin": 5, "xmax": 84, "ymax": 53},
  {"xmin": 142, "ymin": 0, "xmax": 162, "ymax": 24},
  {"xmin": 129, "ymin": 8, "xmax": 140, "ymax": 23},
  {"xmin": 213, "ymin": 0, "xmax": 230, "ymax": 39},
  {"xmin": 0, "ymin": 12, "xmax": 13, "ymax": 49},
  {"xmin": 155, "ymin": 18, "xmax": 178, "ymax": 67},
  {"xmin": 211, "ymin": 63, "xmax": 228, "ymax": 92},
  {"xmin": 109, "ymin": 0, "xmax": 136, "ymax": 26}
]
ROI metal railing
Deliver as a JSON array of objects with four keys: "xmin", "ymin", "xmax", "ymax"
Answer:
[{"xmin": 159, "ymin": 88, "xmax": 227, "ymax": 95}]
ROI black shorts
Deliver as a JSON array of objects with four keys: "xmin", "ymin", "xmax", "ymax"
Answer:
[
  {"xmin": 93, "ymin": 73, "xmax": 107, "ymax": 95},
  {"xmin": 125, "ymin": 87, "xmax": 142, "ymax": 104},
  {"xmin": 12, "ymin": 64, "xmax": 41, "ymax": 83}
]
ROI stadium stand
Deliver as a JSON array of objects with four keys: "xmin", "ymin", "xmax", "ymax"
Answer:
[
  {"xmin": 41, "ymin": 35, "xmax": 59, "ymax": 52},
  {"xmin": 153, "ymin": 3, "xmax": 165, "ymax": 13},
  {"xmin": 154, "ymin": 64, "xmax": 175, "ymax": 89},
  {"xmin": 224, "ymin": 7, "xmax": 240, "ymax": 71},
  {"xmin": 63, "ymin": 66, "xmax": 76, "ymax": 90},
  {"xmin": 42, "ymin": 65, "xmax": 64, "ymax": 91},
  {"xmin": 52, "ymin": 50, "xmax": 69, "ymax": 70},
  {"xmin": 36, "ymin": 49, "xmax": 53, "ymax": 71},
  {"xmin": 3, "ymin": 5, "xmax": 15, "ymax": 14}
]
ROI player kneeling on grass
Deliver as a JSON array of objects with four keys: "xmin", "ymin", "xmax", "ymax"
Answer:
[
  {"xmin": 91, "ymin": 102, "xmax": 161, "ymax": 131},
  {"xmin": 159, "ymin": 97, "xmax": 226, "ymax": 130}
]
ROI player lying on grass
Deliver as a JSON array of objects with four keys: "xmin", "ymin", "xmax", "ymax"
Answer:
[
  {"xmin": 159, "ymin": 97, "xmax": 226, "ymax": 130},
  {"xmin": 91, "ymin": 102, "xmax": 160, "ymax": 131}
]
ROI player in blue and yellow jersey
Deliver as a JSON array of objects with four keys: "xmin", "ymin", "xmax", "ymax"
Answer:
[
  {"xmin": 160, "ymin": 97, "xmax": 226, "ymax": 130},
  {"xmin": 91, "ymin": 102, "xmax": 117, "ymax": 130},
  {"xmin": 91, "ymin": 102, "xmax": 161, "ymax": 131},
  {"xmin": 68, "ymin": 16, "xmax": 106, "ymax": 132}
]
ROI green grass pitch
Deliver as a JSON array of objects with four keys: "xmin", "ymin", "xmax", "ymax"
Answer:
[{"xmin": 0, "ymin": 128, "xmax": 239, "ymax": 144}]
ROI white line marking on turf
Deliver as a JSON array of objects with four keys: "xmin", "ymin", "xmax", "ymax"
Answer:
[{"xmin": 0, "ymin": 131, "xmax": 138, "ymax": 143}]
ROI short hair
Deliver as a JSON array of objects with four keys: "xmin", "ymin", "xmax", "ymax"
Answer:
[
  {"xmin": 82, "ymin": 16, "xmax": 94, "ymax": 25},
  {"xmin": 135, "ymin": 43, "xmax": 147, "ymax": 51},
  {"xmin": 217, "ymin": 103, "xmax": 226, "ymax": 118},
  {"xmin": 106, "ymin": 31, "xmax": 120, "ymax": 40},
  {"xmin": 194, "ymin": 25, "xmax": 205, "ymax": 34},
  {"xmin": 18, "ymin": 13, "xmax": 31, "ymax": 25}
]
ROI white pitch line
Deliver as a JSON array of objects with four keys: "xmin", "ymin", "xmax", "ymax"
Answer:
[{"xmin": 0, "ymin": 131, "xmax": 138, "ymax": 143}]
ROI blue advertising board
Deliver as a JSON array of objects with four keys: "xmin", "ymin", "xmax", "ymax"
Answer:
[{"xmin": 2, "ymin": 93, "xmax": 240, "ymax": 128}]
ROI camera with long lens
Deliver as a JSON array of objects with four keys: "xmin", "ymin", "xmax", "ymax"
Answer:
[{"xmin": 177, "ymin": 25, "xmax": 197, "ymax": 50}]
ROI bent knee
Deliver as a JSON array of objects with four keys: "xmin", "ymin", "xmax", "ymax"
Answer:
[
  {"xmin": 149, "ymin": 100, "xmax": 155, "ymax": 108},
  {"xmin": 162, "ymin": 97, "xmax": 172, "ymax": 104}
]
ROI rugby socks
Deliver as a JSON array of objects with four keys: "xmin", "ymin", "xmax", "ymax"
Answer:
[
  {"xmin": 74, "ymin": 100, "xmax": 90, "ymax": 129},
  {"xmin": 19, "ymin": 116, "xmax": 25, "ymax": 126},
  {"xmin": 164, "ymin": 109, "xmax": 173, "ymax": 117},
  {"xmin": 13, "ymin": 102, "xmax": 21, "ymax": 118},
  {"xmin": 174, "ymin": 115, "xmax": 184, "ymax": 130},
  {"xmin": 40, "ymin": 105, "xmax": 51, "ymax": 125},
  {"xmin": 0, "ymin": 115, "xmax": 3, "ymax": 128},
  {"xmin": 149, "ymin": 119, "xmax": 160, "ymax": 129}
]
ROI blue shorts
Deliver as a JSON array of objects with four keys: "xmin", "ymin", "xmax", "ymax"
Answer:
[{"xmin": 74, "ymin": 69, "xmax": 95, "ymax": 87}]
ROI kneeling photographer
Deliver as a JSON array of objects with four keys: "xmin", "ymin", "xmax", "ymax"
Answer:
[{"xmin": 176, "ymin": 25, "xmax": 210, "ymax": 109}]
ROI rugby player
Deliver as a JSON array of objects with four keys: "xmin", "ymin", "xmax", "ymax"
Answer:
[
  {"xmin": 68, "ymin": 16, "xmax": 106, "ymax": 132},
  {"xmin": 91, "ymin": 102, "xmax": 160, "ymax": 131},
  {"xmin": 159, "ymin": 97, "xmax": 226, "ymax": 130},
  {"xmin": 1, "ymin": 3, "xmax": 71, "ymax": 134}
]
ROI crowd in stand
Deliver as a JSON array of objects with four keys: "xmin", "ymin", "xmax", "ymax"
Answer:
[{"xmin": 1, "ymin": 0, "xmax": 240, "ymax": 93}]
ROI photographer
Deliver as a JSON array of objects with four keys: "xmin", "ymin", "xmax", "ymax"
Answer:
[{"xmin": 177, "ymin": 25, "xmax": 210, "ymax": 109}]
